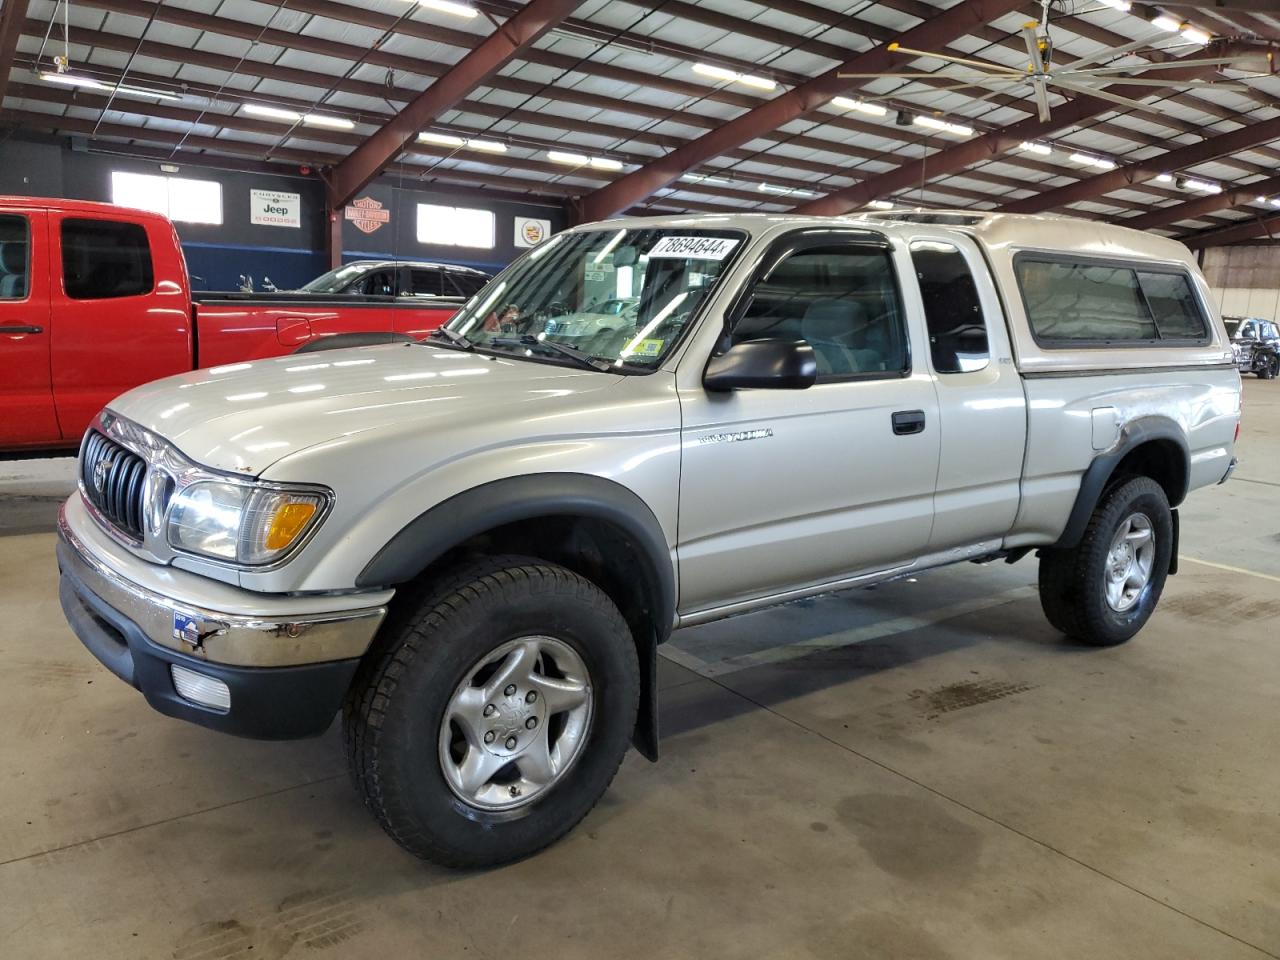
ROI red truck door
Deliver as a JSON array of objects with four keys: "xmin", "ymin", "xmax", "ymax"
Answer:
[
  {"xmin": 48, "ymin": 212, "xmax": 192, "ymax": 441},
  {"xmin": 0, "ymin": 206, "xmax": 59, "ymax": 446}
]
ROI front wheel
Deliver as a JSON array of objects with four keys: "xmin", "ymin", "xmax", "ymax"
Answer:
[
  {"xmin": 1259, "ymin": 355, "xmax": 1279, "ymax": 380},
  {"xmin": 1038, "ymin": 476, "xmax": 1173, "ymax": 646},
  {"xmin": 344, "ymin": 556, "xmax": 639, "ymax": 867}
]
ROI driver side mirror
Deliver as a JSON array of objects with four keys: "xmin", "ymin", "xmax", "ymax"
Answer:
[{"xmin": 703, "ymin": 339, "xmax": 817, "ymax": 391}]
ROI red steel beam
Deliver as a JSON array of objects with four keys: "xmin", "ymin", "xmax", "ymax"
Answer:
[
  {"xmin": 1181, "ymin": 211, "xmax": 1280, "ymax": 248},
  {"xmin": 326, "ymin": 0, "xmax": 588, "ymax": 209},
  {"xmin": 1121, "ymin": 174, "xmax": 1280, "ymax": 231},
  {"xmin": 575, "ymin": 0, "xmax": 1026, "ymax": 223},
  {"xmin": 0, "ymin": 0, "xmax": 31, "ymax": 106},
  {"xmin": 794, "ymin": 56, "xmax": 1232, "ymax": 217},
  {"xmin": 1000, "ymin": 114, "xmax": 1280, "ymax": 214}
]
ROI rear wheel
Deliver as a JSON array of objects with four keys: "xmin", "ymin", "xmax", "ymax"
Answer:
[
  {"xmin": 1038, "ymin": 476, "xmax": 1173, "ymax": 646},
  {"xmin": 344, "ymin": 555, "xmax": 639, "ymax": 868}
]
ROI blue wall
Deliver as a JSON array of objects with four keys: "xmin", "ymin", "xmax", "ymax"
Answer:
[{"xmin": 0, "ymin": 135, "xmax": 568, "ymax": 291}]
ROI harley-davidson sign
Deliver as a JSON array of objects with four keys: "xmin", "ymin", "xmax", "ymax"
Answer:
[{"xmin": 345, "ymin": 196, "xmax": 390, "ymax": 235}]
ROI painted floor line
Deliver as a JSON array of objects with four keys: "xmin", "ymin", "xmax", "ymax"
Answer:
[
  {"xmin": 666, "ymin": 586, "xmax": 1040, "ymax": 678},
  {"xmin": 1182, "ymin": 555, "xmax": 1280, "ymax": 584}
]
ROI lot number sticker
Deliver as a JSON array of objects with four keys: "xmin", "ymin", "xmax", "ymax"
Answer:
[{"xmin": 647, "ymin": 236, "xmax": 740, "ymax": 260}]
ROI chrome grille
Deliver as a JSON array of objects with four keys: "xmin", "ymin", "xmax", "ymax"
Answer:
[{"xmin": 81, "ymin": 430, "xmax": 148, "ymax": 540}]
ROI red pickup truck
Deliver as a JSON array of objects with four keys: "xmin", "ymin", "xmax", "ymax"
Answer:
[{"xmin": 0, "ymin": 197, "xmax": 482, "ymax": 453}]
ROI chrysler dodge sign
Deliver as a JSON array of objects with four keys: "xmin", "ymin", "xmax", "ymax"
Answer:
[{"xmin": 250, "ymin": 189, "xmax": 301, "ymax": 228}]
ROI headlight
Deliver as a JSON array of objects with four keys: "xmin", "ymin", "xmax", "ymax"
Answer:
[{"xmin": 167, "ymin": 481, "xmax": 328, "ymax": 565}]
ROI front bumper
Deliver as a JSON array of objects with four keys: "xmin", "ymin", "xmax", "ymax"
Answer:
[{"xmin": 57, "ymin": 499, "xmax": 389, "ymax": 739}]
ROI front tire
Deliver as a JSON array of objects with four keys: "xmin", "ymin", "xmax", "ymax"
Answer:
[
  {"xmin": 1259, "ymin": 355, "xmax": 1278, "ymax": 380},
  {"xmin": 344, "ymin": 556, "xmax": 639, "ymax": 867},
  {"xmin": 1038, "ymin": 477, "xmax": 1173, "ymax": 647}
]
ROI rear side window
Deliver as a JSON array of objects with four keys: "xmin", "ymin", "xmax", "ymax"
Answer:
[
  {"xmin": 0, "ymin": 215, "xmax": 30, "ymax": 300},
  {"xmin": 61, "ymin": 219, "xmax": 154, "ymax": 300},
  {"xmin": 408, "ymin": 268, "xmax": 445, "ymax": 297},
  {"xmin": 1016, "ymin": 256, "xmax": 1209, "ymax": 345},
  {"xmin": 910, "ymin": 240, "xmax": 989, "ymax": 373},
  {"xmin": 447, "ymin": 272, "xmax": 486, "ymax": 297},
  {"xmin": 732, "ymin": 244, "xmax": 908, "ymax": 381}
]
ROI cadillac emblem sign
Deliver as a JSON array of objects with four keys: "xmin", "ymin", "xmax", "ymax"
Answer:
[{"xmin": 345, "ymin": 196, "xmax": 390, "ymax": 235}]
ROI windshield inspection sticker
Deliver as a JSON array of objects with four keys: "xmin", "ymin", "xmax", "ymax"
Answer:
[{"xmin": 647, "ymin": 236, "xmax": 740, "ymax": 261}]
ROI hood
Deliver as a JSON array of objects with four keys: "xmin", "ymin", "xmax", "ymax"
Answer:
[{"xmin": 108, "ymin": 343, "xmax": 623, "ymax": 475}]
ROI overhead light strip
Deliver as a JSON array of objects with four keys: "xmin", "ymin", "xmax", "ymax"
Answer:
[
  {"xmin": 692, "ymin": 62, "xmax": 777, "ymax": 91},
  {"xmin": 418, "ymin": 131, "xmax": 507, "ymax": 153}
]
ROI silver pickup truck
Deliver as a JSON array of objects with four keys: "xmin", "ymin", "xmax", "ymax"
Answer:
[{"xmin": 57, "ymin": 211, "xmax": 1241, "ymax": 867}]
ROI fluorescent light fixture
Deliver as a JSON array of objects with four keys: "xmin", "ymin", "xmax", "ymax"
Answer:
[
  {"xmin": 1096, "ymin": 0, "xmax": 1131, "ymax": 9},
  {"xmin": 1019, "ymin": 141, "xmax": 1052, "ymax": 156},
  {"xmin": 758, "ymin": 183, "xmax": 816, "ymax": 198},
  {"xmin": 1183, "ymin": 178, "xmax": 1221, "ymax": 194},
  {"xmin": 548, "ymin": 150, "xmax": 590, "ymax": 166},
  {"xmin": 420, "ymin": 131, "xmax": 465, "ymax": 147},
  {"xmin": 41, "ymin": 71, "xmax": 110, "ymax": 91},
  {"xmin": 1272, "ymin": 199, "xmax": 1280, "ymax": 208},
  {"xmin": 913, "ymin": 114, "xmax": 973, "ymax": 137},
  {"xmin": 1156, "ymin": 173, "xmax": 1174, "ymax": 183},
  {"xmin": 831, "ymin": 96, "xmax": 887, "ymax": 117},
  {"xmin": 419, "ymin": 132, "xmax": 507, "ymax": 152},
  {"xmin": 40, "ymin": 71, "xmax": 181, "ymax": 101},
  {"xmin": 417, "ymin": 0, "xmax": 478, "ymax": 17},
  {"xmin": 548, "ymin": 150, "xmax": 621, "ymax": 171},
  {"xmin": 1070, "ymin": 152, "xmax": 1116, "ymax": 170},
  {"xmin": 692, "ymin": 62, "xmax": 777, "ymax": 91},
  {"xmin": 303, "ymin": 114, "xmax": 354, "ymax": 130},
  {"xmin": 1152, "ymin": 15, "xmax": 1182, "ymax": 32},
  {"xmin": 868, "ymin": 200, "xmax": 894, "ymax": 210},
  {"xmin": 1180, "ymin": 26, "xmax": 1211, "ymax": 45},
  {"xmin": 682, "ymin": 173, "xmax": 733, "ymax": 186},
  {"xmin": 244, "ymin": 103, "xmax": 301, "ymax": 122}
]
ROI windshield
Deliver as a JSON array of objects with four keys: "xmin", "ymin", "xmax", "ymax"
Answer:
[
  {"xmin": 444, "ymin": 228, "xmax": 746, "ymax": 370},
  {"xmin": 299, "ymin": 262, "xmax": 381, "ymax": 294}
]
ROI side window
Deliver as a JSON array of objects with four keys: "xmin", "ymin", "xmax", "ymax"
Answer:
[
  {"xmin": 447, "ymin": 272, "xmax": 486, "ymax": 297},
  {"xmin": 1016, "ymin": 257, "xmax": 1208, "ymax": 346},
  {"xmin": 0, "ymin": 215, "xmax": 29, "ymax": 300},
  {"xmin": 1240, "ymin": 321, "xmax": 1256, "ymax": 339},
  {"xmin": 909, "ymin": 240, "xmax": 989, "ymax": 373},
  {"xmin": 731, "ymin": 244, "xmax": 908, "ymax": 380},
  {"xmin": 354, "ymin": 269, "xmax": 394, "ymax": 297},
  {"xmin": 408, "ymin": 268, "xmax": 445, "ymax": 297},
  {"xmin": 1136, "ymin": 270, "xmax": 1208, "ymax": 341},
  {"xmin": 61, "ymin": 218, "xmax": 154, "ymax": 300}
]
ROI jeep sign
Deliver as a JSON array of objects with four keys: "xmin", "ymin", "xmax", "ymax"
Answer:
[{"xmin": 250, "ymin": 189, "xmax": 301, "ymax": 228}]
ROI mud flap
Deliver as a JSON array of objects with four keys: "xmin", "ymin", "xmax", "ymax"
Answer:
[
  {"xmin": 1168, "ymin": 508, "xmax": 1179, "ymax": 576},
  {"xmin": 631, "ymin": 626, "xmax": 659, "ymax": 762}
]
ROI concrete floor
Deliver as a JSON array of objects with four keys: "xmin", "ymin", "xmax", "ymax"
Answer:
[{"xmin": 1, "ymin": 381, "xmax": 1277, "ymax": 960}]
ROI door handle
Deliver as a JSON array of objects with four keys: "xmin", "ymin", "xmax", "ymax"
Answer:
[
  {"xmin": 891, "ymin": 409, "xmax": 926, "ymax": 435},
  {"xmin": 0, "ymin": 324, "xmax": 43, "ymax": 335}
]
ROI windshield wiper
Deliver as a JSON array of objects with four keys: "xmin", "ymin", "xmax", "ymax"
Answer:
[
  {"xmin": 425, "ymin": 327, "xmax": 474, "ymax": 350},
  {"xmin": 488, "ymin": 335, "xmax": 613, "ymax": 372}
]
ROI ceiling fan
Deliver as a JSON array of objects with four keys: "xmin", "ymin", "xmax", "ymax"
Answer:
[{"xmin": 836, "ymin": 0, "xmax": 1266, "ymax": 123}]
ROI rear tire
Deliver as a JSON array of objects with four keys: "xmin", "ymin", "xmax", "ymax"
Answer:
[
  {"xmin": 344, "ymin": 555, "xmax": 639, "ymax": 868},
  {"xmin": 1038, "ymin": 477, "xmax": 1173, "ymax": 647}
]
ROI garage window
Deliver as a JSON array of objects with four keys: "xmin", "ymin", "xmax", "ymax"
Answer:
[
  {"xmin": 0, "ymin": 215, "xmax": 29, "ymax": 300},
  {"xmin": 61, "ymin": 219, "xmax": 155, "ymax": 300},
  {"xmin": 111, "ymin": 171, "xmax": 223, "ymax": 225},
  {"xmin": 417, "ymin": 205, "xmax": 495, "ymax": 249},
  {"xmin": 1016, "ymin": 256, "xmax": 1209, "ymax": 345}
]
